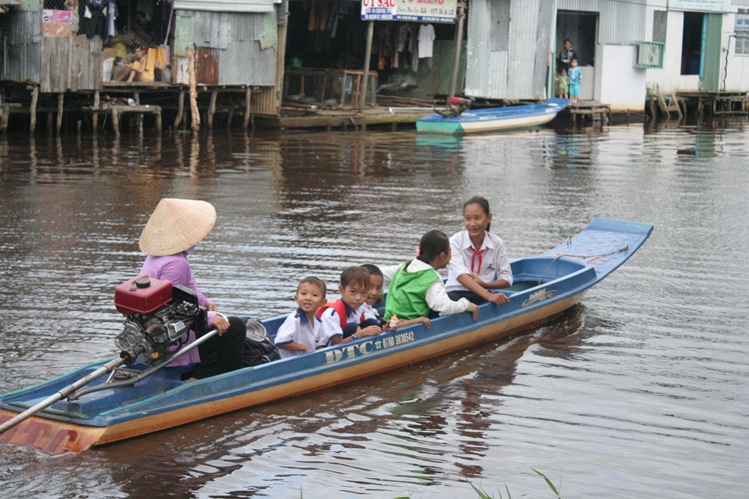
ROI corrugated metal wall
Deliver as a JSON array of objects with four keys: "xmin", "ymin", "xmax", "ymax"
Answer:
[
  {"xmin": 175, "ymin": 10, "xmax": 277, "ymax": 86},
  {"xmin": 252, "ymin": 86, "xmax": 276, "ymax": 115},
  {"xmin": 465, "ymin": 0, "xmax": 554, "ymax": 100},
  {"xmin": 1, "ymin": 10, "xmax": 41, "ymax": 83},
  {"xmin": 557, "ymin": 0, "xmax": 647, "ymax": 45},
  {"xmin": 17, "ymin": 0, "xmax": 39, "ymax": 11}
]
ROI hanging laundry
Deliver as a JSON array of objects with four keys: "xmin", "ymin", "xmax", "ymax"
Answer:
[
  {"xmin": 409, "ymin": 24, "xmax": 419, "ymax": 72},
  {"xmin": 83, "ymin": 0, "xmax": 106, "ymax": 39},
  {"xmin": 418, "ymin": 24, "xmax": 435, "ymax": 59},
  {"xmin": 105, "ymin": 0, "xmax": 118, "ymax": 39},
  {"xmin": 418, "ymin": 23, "xmax": 435, "ymax": 69}
]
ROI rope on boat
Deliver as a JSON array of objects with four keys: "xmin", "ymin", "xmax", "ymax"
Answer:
[{"xmin": 537, "ymin": 244, "xmax": 630, "ymax": 286}]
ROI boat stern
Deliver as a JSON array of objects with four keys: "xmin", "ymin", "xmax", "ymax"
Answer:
[
  {"xmin": 0, "ymin": 409, "xmax": 105, "ymax": 453},
  {"xmin": 415, "ymin": 117, "xmax": 464, "ymax": 135}
]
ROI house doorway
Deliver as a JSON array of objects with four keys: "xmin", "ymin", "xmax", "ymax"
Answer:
[
  {"xmin": 556, "ymin": 10, "xmax": 598, "ymax": 100},
  {"xmin": 680, "ymin": 11, "xmax": 723, "ymax": 90},
  {"xmin": 681, "ymin": 12, "xmax": 704, "ymax": 75}
]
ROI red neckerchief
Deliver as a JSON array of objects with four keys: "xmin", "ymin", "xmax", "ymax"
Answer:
[{"xmin": 470, "ymin": 246, "xmax": 485, "ymax": 274}]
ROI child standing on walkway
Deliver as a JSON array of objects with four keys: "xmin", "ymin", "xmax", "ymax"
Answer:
[
  {"xmin": 274, "ymin": 277, "xmax": 327, "ymax": 358},
  {"xmin": 568, "ymin": 58, "xmax": 582, "ymax": 103}
]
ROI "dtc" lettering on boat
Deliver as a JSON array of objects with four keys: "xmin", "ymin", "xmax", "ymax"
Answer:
[{"xmin": 324, "ymin": 330, "xmax": 416, "ymax": 364}]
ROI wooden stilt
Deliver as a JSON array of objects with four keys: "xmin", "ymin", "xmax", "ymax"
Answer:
[
  {"xmin": 208, "ymin": 90, "xmax": 217, "ymax": 129},
  {"xmin": 30, "ymin": 86, "xmax": 39, "ymax": 133},
  {"xmin": 47, "ymin": 112, "xmax": 53, "ymax": 132},
  {"xmin": 93, "ymin": 91, "xmax": 100, "ymax": 130},
  {"xmin": 243, "ymin": 86, "xmax": 251, "ymax": 131},
  {"xmin": 227, "ymin": 108, "xmax": 234, "ymax": 129},
  {"xmin": 448, "ymin": 4, "xmax": 465, "ymax": 99},
  {"xmin": 358, "ymin": 21, "xmax": 374, "ymax": 115},
  {"xmin": 175, "ymin": 90, "xmax": 185, "ymax": 129},
  {"xmin": 155, "ymin": 108, "xmax": 162, "ymax": 133},
  {"xmin": 111, "ymin": 107, "xmax": 120, "ymax": 137},
  {"xmin": 187, "ymin": 48, "xmax": 200, "ymax": 132},
  {"xmin": 56, "ymin": 93, "xmax": 64, "ymax": 132},
  {"xmin": 1, "ymin": 105, "xmax": 9, "ymax": 132}
]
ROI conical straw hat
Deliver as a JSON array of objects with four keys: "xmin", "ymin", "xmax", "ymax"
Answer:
[{"xmin": 139, "ymin": 198, "xmax": 216, "ymax": 256}]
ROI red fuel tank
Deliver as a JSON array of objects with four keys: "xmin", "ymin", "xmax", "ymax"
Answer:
[{"xmin": 114, "ymin": 275, "xmax": 173, "ymax": 315}]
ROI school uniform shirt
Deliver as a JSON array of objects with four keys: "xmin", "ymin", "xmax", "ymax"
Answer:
[
  {"xmin": 274, "ymin": 307, "xmax": 323, "ymax": 359},
  {"xmin": 385, "ymin": 259, "xmax": 473, "ymax": 319},
  {"xmin": 360, "ymin": 302, "xmax": 385, "ymax": 324},
  {"xmin": 318, "ymin": 299, "xmax": 378, "ymax": 346},
  {"xmin": 445, "ymin": 230, "xmax": 513, "ymax": 293}
]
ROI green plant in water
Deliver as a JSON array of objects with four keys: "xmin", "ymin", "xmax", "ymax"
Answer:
[
  {"xmin": 467, "ymin": 480, "xmax": 512, "ymax": 499},
  {"xmin": 532, "ymin": 469, "xmax": 561, "ymax": 498},
  {"xmin": 466, "ymin": 469, "xmax": 562, "ymax": 498}
]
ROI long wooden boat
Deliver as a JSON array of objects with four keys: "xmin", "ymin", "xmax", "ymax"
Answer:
[
  {"xmin": 416, "ymin": 98, "xmax": 568, "ymax": 135},
  {"xmin": 0, "ymin": 218, "xmax": 652, "ymax": 453}
]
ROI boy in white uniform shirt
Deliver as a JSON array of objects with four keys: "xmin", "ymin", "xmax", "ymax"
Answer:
[
  {"xmin": 274, "ymin": 277, "xmax": 327, "ymax": 358},
  {"xmin": 317, "ymin": 266, "xmax": 382, "ymax": 346}
]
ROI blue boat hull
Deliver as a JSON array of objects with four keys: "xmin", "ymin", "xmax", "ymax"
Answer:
[
  {"xmin": 416, "ymin": 98, "xmax": 569, "ymax": 135},
  {"xmin": 0, "ymin": 218, "xmax": 652, "ymax": 453}
]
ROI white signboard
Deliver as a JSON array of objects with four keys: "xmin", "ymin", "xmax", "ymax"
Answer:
[
  {"xmin": 362, "ymin": 0, "xmax": 457, "ymax": 23},
  {"xmin": 669, "ymin": 0, "xmax": 733, "ymax": 13},
  {"xmin": 736, "ymin": 13, "xmax": 749, "ymax": 33}
]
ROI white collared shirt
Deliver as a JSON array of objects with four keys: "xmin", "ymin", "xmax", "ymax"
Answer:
[
  {"xmin": 445, "ymin": 230, "xmax": 513, "ymax": 292},
  {"xmin": 274, "ymin": 307, "xmax": 323, "ymax": 358},
  {"xmin": 318, "ymin": 300, "xmax": 378, "ymax": 346}
]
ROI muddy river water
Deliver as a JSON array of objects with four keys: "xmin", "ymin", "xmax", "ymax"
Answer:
[{"xmin": 0, "ymin": 122, "xmax": 747, "ymax": 497}]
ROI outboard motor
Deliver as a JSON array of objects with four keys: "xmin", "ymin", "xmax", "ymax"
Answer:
[
  {"xmin": 436, "ymin": 96, "xmax": 472, "ymax": 117},
  {"xmin": 113, "ymin": 275, "xmax": 207, "ymax": 365}
]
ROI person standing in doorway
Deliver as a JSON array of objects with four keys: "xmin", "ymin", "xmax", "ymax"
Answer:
[
  {"xmin": 568, "ymin": 58, "xmax": 582, "ymax": 103},
  {"xmin": 558, "ymin": 38, "xmax": 578, "ymax": 74}
]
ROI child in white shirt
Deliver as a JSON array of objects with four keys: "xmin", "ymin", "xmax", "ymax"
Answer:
[
  {"xmin": 274, "ymin": 277, "xmax": 327, "ymax": 358},
  {"xmin": 445, "ymin": 196, "xmax": 512, "ymax": 306},
  {"xmin": 317, "ymin": 266, "xmax": 382, "ymax": 346}
]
